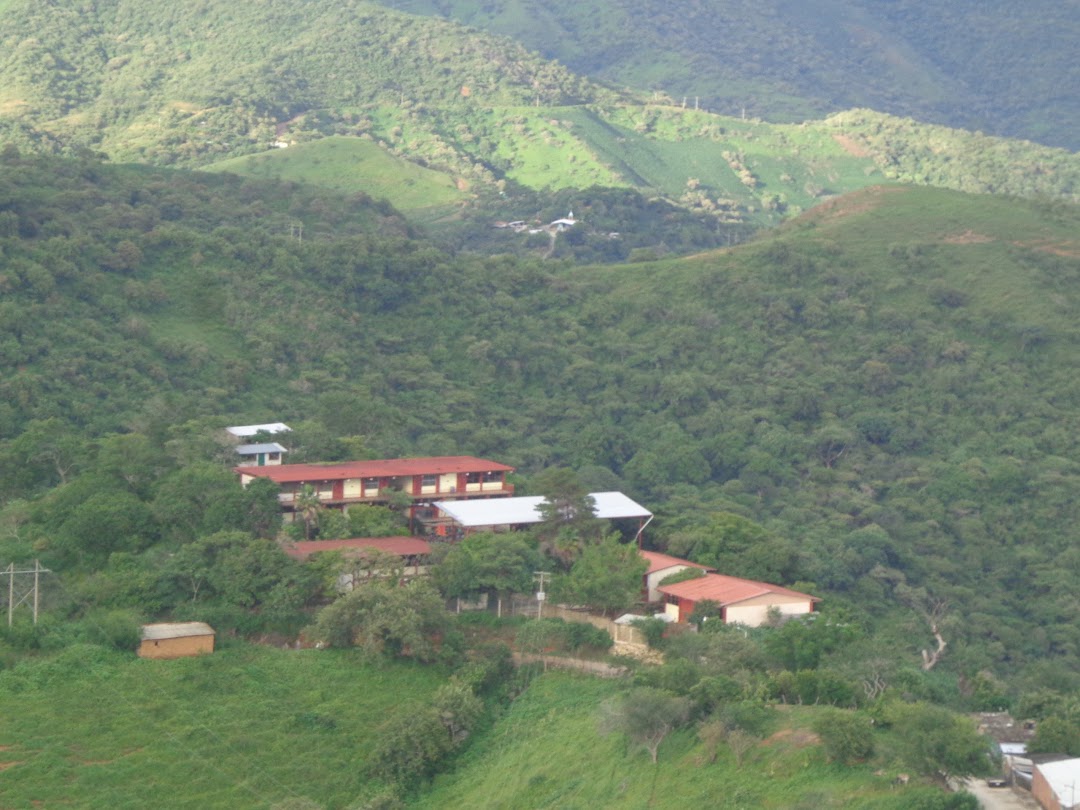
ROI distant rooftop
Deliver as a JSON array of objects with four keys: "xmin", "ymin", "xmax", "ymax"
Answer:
[
  {"xmin": 226, "ymin": 423, "xmax": 292, "ymax": 438},
  {"xmin": 640, "ymin": 549, "xmax": 712, "ymax": 575},
  {"xmin": 657, "ymin": 574, "xmax": 819, "ymax": 607},
  {"xmin": 434, "ymin": 491, "xmax": 651, "ymax": 528},
  {"xmin": 140, "ymin": 622, "xmax": 215, "ymax": 641}
]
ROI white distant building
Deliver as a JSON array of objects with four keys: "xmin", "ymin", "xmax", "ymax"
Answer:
[
  {"xmin": 225, "ymin": 423, "xmax": 291, "ymax": 467},
  {"xmin": 431, "ymin": 491, "xmax": 651, "ymax": 540}
]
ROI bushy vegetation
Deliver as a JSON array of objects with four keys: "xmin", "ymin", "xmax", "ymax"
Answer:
[
  {"xmin": 0, "ymin": 148, "xmax": 1075, "ymax": 806},
  {"xmin": 2, "ymin": 154, "xmax": 1080, "ymax": 698}
]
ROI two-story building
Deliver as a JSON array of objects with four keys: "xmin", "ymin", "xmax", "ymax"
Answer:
[
  {"xmin": 235, "ymin": 455, "xmax": 515, "ymax": 525},
  {"xmin": 225, "ymin": 422, "xmax": 291, "ymax": 467}
]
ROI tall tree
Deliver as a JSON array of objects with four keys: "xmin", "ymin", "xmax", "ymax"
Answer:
[
  {"xmin": 601, "ymin": 687, "xmax": 692, "ymax": 764},
  {"xmin": 551, "ymin": 534, "xmax": 647, "ymax": 615},
  {"xmin": 433, "ymin": 531, "xmax": 539, "ymax": 615}
]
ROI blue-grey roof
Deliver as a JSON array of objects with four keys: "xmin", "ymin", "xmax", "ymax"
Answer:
[{"xmin": 235, "ymin": 442, "xmax": 288, "ymax": 455}]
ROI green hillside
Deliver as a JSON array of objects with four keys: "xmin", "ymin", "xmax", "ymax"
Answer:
[
  {"xmin": 2, "ymin": 152, "xmax": 1080, "ymax": 694},
  {"xmin": 0, "ymin": 644, "xmax": 447, "ymax": 808},
  {"xmin": 376, "ymin": 0, "xmax": 1080, "ymax": 151},
  {"xmin": 0, "ymin": 645, "xmax": 983, "ymax": 809},
  {"xmin": 414, "ymin": 672, "xmax": 963, "ymax": 810},
  {"xmin": 0, "ymin": 0, "xmax": 1076, "ymax": 243},
  {"xmin": 202, "ymin": 136, "xmax": 467, "ymax": 214}
]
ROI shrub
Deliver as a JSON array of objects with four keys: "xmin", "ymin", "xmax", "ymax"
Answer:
[
  {"xmin": 370, "ymin": 708, "xmax": 453, "ymax": 788},
  {"xmin": 562, "ymin": 621, "xmax": 613, "ymax": 653},
  {"xmin": 813, "ymin": 708, "xmax": 875, "ymax": 764},
  {"xmin": 456, "ymin": 641, "xmax": 514, "ymax": 696},
  {"xmin": 631, "ymin": 617, "xmax": 668, "ymax": 648}
]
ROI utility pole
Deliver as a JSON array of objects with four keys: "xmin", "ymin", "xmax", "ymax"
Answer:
[
  {"xmin": 4, "ymin": 560, "xmax": 51, "ymax": 626},
  {"xmin": 533, "ymin": 571, "xmax": 551, "ymax": 620}
]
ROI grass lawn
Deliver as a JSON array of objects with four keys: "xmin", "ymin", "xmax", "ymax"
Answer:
[
  {"xmin": 0, "ymin": 642, "xmax": 447, "ymax": 809},
  {"xmin": 203, "ymin": 136, "xmax": 467, "ymax": 213},
  {"xmin": 413, "ymin": 672, "xmax": 932, "ymax": 810}
]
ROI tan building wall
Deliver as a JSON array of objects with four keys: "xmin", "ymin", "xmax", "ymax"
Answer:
[
  {"xmin": 645, "ymin": 566, "xmax": 699, "ymax": 602},
  {"xmin": 725, "ymin": 594, "xmax": 814, "ymax": 628},
  {"xmin": 138, "ymin": 633, "xmax": 214, "ymax": 660}
]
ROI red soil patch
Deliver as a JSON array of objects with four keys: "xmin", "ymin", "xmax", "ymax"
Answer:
[{"xmin": 832, "ymin": 133, "xmax": 873, "ymax": 158}]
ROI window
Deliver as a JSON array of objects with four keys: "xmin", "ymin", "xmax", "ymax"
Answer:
[
  {"xmin": 482, "ymin": 471, "xmax": 501, "ymax": 483},
  {"xmin": 421, "ymin": 474, "xmax": 437, "ymax": 487},
  {"xmin": 466, "ymin": 472, "xmax": 482, "ymax": 484}
]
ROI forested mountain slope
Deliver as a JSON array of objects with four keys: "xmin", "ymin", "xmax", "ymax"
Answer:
[
  {"xmin": 377, "ymin": 0, "xmax": 1080, "ymax": 150},
  {"xmin": 2, "ymin": 152, "xmax": 1080, "ymax": 691},
  {"xmin": 0, "ymin": 0, "xmax": 1075, "ymax": 243}
]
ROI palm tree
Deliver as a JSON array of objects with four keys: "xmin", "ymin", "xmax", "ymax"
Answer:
[{"xmin": 294, "ymin": 484, "xmax": 322, "ymax": 541}]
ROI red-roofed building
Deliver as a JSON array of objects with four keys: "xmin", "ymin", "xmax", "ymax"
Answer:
[
  {"xmin": 640, "ymin": 550, "xmax": 714, "ymax": 602},
  {"xmin": 236, "ymin": 456, "xmax": 514, "ymax": 524},
  {"xmin": 657, "ymin": 573, "xmax": 819, "ymax": 626}
]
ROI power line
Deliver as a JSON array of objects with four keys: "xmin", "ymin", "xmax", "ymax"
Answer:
[{"xmin": 2, "ymin": 560, "xmax": 50, "ymax": 626}]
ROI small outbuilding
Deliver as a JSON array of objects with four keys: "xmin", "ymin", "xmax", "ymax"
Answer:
[
  {"xmin": 1033, "ymin": 757, "xmax": 1080, "ymax": 810},
  {"xmin": 138, "ymin": 622, "xmax": 216, "ymax": 660},
  {"xmin": 657, "ymin": 574, "xmax": 819, "ymax": 626}
]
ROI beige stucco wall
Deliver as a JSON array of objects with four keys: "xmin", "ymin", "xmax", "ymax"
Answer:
[
  {"xmin": 725, "ymin": 594, "xmax": 813, "ymax": 628},
  {"xmin": 645, "ymin": 566, "xmax": 696, "ymax": 602},
  {"xmin": 138, "ymin": 634, "xmax": 214, "ymax": 660}
]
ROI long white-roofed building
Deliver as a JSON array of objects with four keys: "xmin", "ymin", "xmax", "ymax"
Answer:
[{"xmin": 430, "ymin": 491, "xmax": 652, "ymax": 541}]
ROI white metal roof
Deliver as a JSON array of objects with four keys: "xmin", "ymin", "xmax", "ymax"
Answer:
[
  {"xmin": 235, "ymin": 442, "xmax": 288, "ymax": 455},
  {"xmin": 140, "ymin": 622, "xmax": 215, "ymax": 641},
  {"xmin": 1037, "ymin": 759, "xmax": 1080, "ymax": 809},
  {"xmin": 226, "ymin": 423, "xmax": 291, "ymax": 438},
  {"xmin": 434, "ymin": 491, "xmax": 651, "ymax": 528}
]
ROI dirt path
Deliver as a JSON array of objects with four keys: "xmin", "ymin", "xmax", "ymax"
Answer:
[
  {"xmin": 959, "ymin": 779, "xmax": 1039, "ymax": 810},
  {"xmin": 512, "ymin": 652, "xmax": 628, "ymax": 678}
]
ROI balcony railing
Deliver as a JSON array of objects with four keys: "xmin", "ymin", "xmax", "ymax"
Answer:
[{"xmin": 277, "ymin": 482, "xmax": 513, "ymax": 507}]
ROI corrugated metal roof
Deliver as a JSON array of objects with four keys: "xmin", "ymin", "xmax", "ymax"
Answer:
[
  {"xmin": 640, "ymin": 550, "xmax": 712, "ymax": 575},
  {"xmin": 657, "ymin": 573, "xmax": 818, "ymax": 606},
  {"xmin": 236, "ymin": 456, "xmax": 514, "ymax": 483},
  {"xmin": 434, "ymin": 491, "xmax": 651, "ymax": 527},
  {"xmin": 235, "ymin": 442, "xmax": 288, "ymax": 455},
  {"xmin": 284, "ymin": 537, "xmax": 432, "ymax": 559},
  {"xmin": 140, "ymin": 622, "xmax": 215, "ymax": 641},
  {"xmin": 226, "ymin": 423, "xmax": 291, "ymax": 437}
]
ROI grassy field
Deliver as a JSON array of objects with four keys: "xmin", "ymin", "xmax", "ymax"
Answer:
[
  {"xmin": 0, "ymin": 643, "xmax": 447, "ymax": 809},
  {"xmin": 202, "ymin": 136, "xmax": 468, "ymax": 214},
  {"xmin": 414, "ymin": 671, "xmax": 946, "ymax": 810}
]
